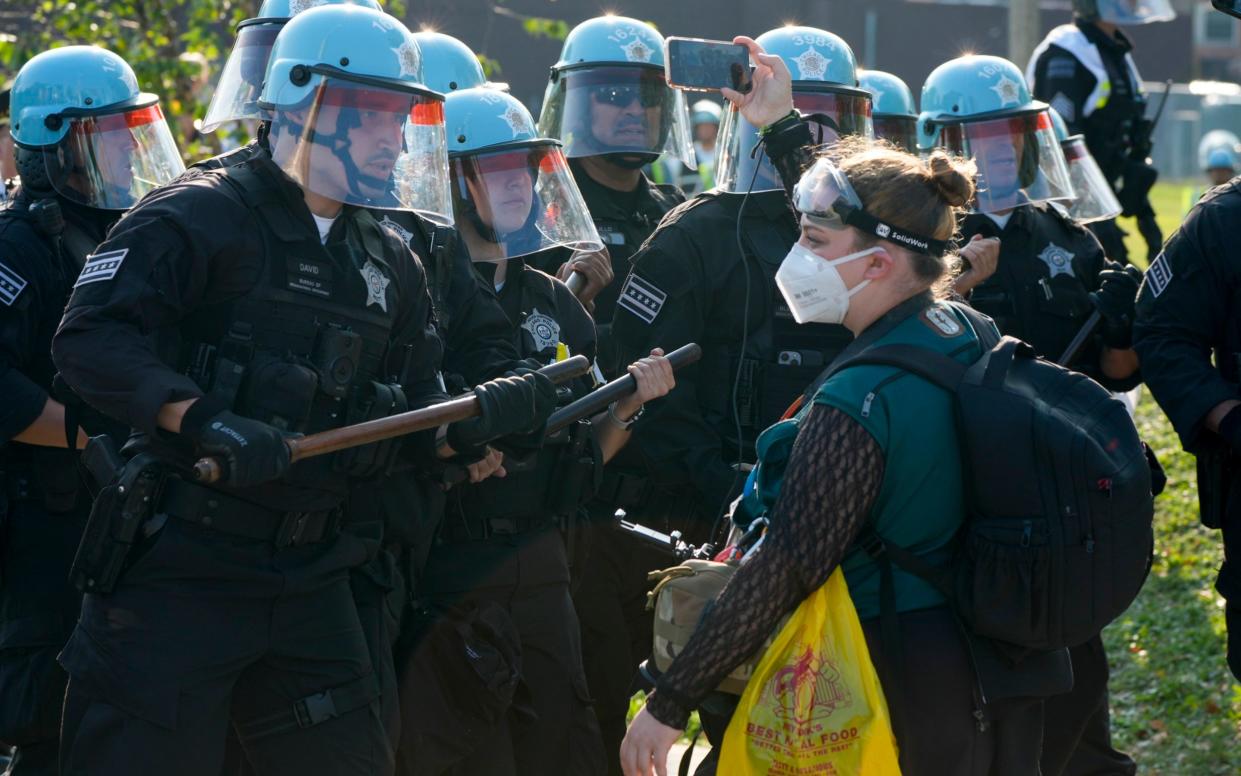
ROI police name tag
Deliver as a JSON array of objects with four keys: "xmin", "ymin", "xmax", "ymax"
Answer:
[
  {"xmin": 74, "ymin": 249, "xmax": 128, "ymax": 288},
  {"xmin": 618, "ymin": 273, "xmax": 666, "ymax": 324},
  {"xmin": 286, "ymin": 257, "xmax": 334, "ymax": 299},
  {"xmin": 0, "ymin": 261, "xmax": 27, "ymax": 306}
]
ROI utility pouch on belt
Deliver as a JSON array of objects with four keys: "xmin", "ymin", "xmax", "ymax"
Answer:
[
  {"xmin": 237, "ymin": 355, "xmax": 319, "ymax": 432},
  {"xmin": 1196, "ymin": 442, "xmax": 1236, "ymax": 531},
  {"xmin": 70, "ymin": 439, "xmax": 165, "ymax": 594},
  {"xmin": 546, "ymin": 421, "xmax": 597, "ymax": 517},
  {"xmin": 335, "ymin": 381, "xmax": 408, "ymax": 477}
]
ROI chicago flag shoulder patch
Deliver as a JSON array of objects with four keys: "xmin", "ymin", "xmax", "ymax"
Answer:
[
  {"xmin": 75, "ymin": 249, "xmax": 129, "ymax": 288},
  {"xmin": 617, "ymin": 273, "xmax": 666, "ymax": 324},
  {"xmin": 0, "ymin": 261, "xmax": 27, "ymax": 306},
  {"xmin": 1145, "ymin": 252, "xmax": 1173, "ymax": 298}
]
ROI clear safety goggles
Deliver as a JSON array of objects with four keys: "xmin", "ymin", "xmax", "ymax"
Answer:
[
  {"xmin": 268, "ymin": 76, "xmax": 452, "ymax": 222},
  {"xmin": 538, "ymin": 65, "xmax": 696, "ymax": 168},
  {"xmin": 201, "ymin": 21, "xmax": 282, "ymax": 132},
  {"xmin": 450, "ymin": 140, "xmax": 603, "ymax": 261},
  {"xmin": 715, "ymin": 88, "xmax": 873, "ymax": 193},
  {"xmin": 46, "ymin": 101, "xmax": 185, "ymax": 210},
  {"xmin": 936, "ymin": 110, "xmax": 1074, "ymax": 214},
  {"xmin": 1061, "ymin": 136, "xmax": 1122, "ymax": 223},
  {"xmin": 792, "ymin": 156, "xmax": 948, "ymax": 257}
]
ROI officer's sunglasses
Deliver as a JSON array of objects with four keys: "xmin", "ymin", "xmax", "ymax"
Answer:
[{"xmin": 590, "ymin": 84, "xmax": 664, "ymax": 109}]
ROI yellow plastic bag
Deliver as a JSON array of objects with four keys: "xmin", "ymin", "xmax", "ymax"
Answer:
[{"xmin": 718, "ymin": 568, "xmax": 901, "ymax": 775}]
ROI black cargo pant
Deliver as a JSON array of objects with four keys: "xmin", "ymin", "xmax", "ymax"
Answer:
[
  {"xmin": 1041, "ymin": 635, "xmax": 1135, "ymax": 776},
  {"xmin": 402, "ymin": 528, "xmax": 605, "ymax": 775},
  {"xmin": 573, "ymin": 523, "xmax": 678, "ymax": 776},
  {"xmin": 0, "ymin": 495, "xmax": 88, "ymax": 776},
  {"xmin": 58, "ymin": 516, "xmax": 387, "ymax": 776}
]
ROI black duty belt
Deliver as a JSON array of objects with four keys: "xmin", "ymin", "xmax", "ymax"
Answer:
[
  {"xmin": 436, "ymin": 512, "xmax": 557, "ymax": 544},
  {"xmin": 160, "ymin": 478, "xmax": 340, "ymax": 547}
]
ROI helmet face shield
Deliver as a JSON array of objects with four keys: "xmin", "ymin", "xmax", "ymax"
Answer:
[
  {"xmin": 451, "ymin": 141, "xmax": 602, "ymax": 261},
  {"xmin": 201, "ymin": 22, "xmax": 282, "ymax": 132},
  {"xmin": 1091, "ymin": 0, "xmax": 1175, "ymax": 24},
  {"xmin": 1062, "ymin": 136, "xmax": 1122, "ymax": 223},
  {"xmin": 873, "ymin": 115, "xmax": 918, "ymax": 153},
  {"xmin": 47, "ymin": 102, "xmax": 185, "ymax": 210},
  {"xmin": 268, "ymin": 77, "xmax": 452, "ymax": 221},
  {"xmin": 539, "ymin": 65, "xmax": 695, "ymax": 167},
  {"xmin": 938, "ymin": 111, "xmax": 1073, "ymax": 213},
  {"xmin": 716, "ymin": 88, "xmax": 873, "ymax": 193}
]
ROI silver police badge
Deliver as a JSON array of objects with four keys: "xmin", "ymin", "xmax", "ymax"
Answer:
[
  {"xmin": 1037, "ymin": 243, "xmax": 1076, "ymax": 278},
  {"xmin": 360, "ymin": 260, "xmax": 391, "ymax": 312},
  {"xmin": 522, "ymin": 307, "xmax": 560, "ymax": 352}
]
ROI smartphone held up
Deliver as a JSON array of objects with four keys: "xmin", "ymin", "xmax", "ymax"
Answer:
[{"xmin": 664, "ymin": 37, "xmax": 753, "ymax": 94}]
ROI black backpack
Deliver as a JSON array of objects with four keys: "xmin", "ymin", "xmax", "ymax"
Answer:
[{"xmin": 835, "ymin": 307, "xmax": 1154, "ymax": 652}]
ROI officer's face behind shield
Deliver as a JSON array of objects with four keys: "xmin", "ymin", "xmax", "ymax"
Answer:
[
  {"xmin": 201, "ymin": 23, "xmax": 281, "ymax": 132},
  {"xmin": 451, "ymin": 142, "xmax": 603, "ymax": 261},
  {"xmin": 545, "ymin": 66, "xmax": 695, "ymax": 167},
  {"xmin": 45, "ymin": 103, "xmax": 185, "ymax": 210},
  {"xmin": 715, "ymin": 89, "xmax": 873, "ymax": 193},
  {"xmin": 269, "ymin": 78, "xmax": 453, "ymax": 221},
  {"xmin": 873, "ymin": 116, "xmax": 917, "ymax": 154},
  {"xmin": 939, "ymin": 111, "xmax": 1073, "ymax": 214}
]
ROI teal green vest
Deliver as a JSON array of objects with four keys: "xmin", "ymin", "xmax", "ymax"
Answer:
[{"xmin": 744, "ymin": 301, "xmax": 988, "ymax": 620}]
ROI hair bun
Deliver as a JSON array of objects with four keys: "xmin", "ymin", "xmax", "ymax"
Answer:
[{"xmin": 926, "ymin": 151, "xmax": 976, "ymax": 208}]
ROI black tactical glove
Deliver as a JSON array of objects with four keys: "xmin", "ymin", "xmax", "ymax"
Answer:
[
  {"xmin": 446, "ymin": 371, "xmax": 557, "ymax": 459},
  {"xmin": 180, "ymin": 399, "xmax": 292, "ymax": 488},
  {"xmin": 1090, "ymin": 262, "xmax": 1143, "ymax": 349}
]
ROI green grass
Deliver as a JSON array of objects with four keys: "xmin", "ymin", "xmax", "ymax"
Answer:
[
  {"xmin": 1120, "ymin": 181, "xmax": 1198, "ymax": 270},
  {"xmin": 1102, "ymin": 393, "xmax": 1241, "ymax": 775}
]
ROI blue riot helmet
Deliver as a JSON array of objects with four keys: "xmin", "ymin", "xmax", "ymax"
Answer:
[
  {"xmin": 858, "ymin": 69, "xmax": 917, "ymax": 153},
  {"xmin": 1199, "ymin": 129, "xmax": 1239, "ymax": 172},
  {"xmin": 538, "ymin": 16, "xmax": 695, "ymax": 169},
  {"xmin": 201, "ymin": 0, "xmax": 383, "ymax": 132},
  {"xmin": 715, "ymin": 26, "xmax": 873, "ymax": 193},
  {"xmin": 446, "ymin": 87, "xmax": 601, "ymax": 261},
  {"xmin": 1072, "ymin": 0, "xmax": 1174, "ymax": 24},
  {"xmin": 412, "ymin": 31, "xmax": 487, "ymax": 94},
  {"xmin": 260, "ymin": 5, "xmax": 453, "ymax": 221},
  {"xmin": 1048, "ymin": 106, "xmax": 1122, "ymax": 223},
  {"xmin": 919, "ymin": 55, "xmax": 1073, "ymax": 213},
  {"xmin": 10, "ymin": 46, "xmax": 184, "ymax": 210}
]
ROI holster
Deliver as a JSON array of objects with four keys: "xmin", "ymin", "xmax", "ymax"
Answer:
[
  {"xmin": 1196, "ymin": 440, "xmax": 1238, "ymax": 531},
  {"xmin": 69, "ymin": 438, "xmax": 165, "ymax": 594}
]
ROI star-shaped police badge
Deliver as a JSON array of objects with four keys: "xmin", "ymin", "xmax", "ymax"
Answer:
[
  {"xmin": 289, "ymin": 0, "xmax": 326, "ymax": 15},
  {"xmin": 621, "ymin": 37, "xmax": 654, "ymax": 63},
  {"xmin": 792, "ymin": 47, "xmax": 830, "ymax": 80},
  {"xmin": 360, "ymin": 259, "xmax": 391, "ymax": 312},
  {"xmin": 990, "ymin": 76, "xmax": 1022, "ymax": 106},
  {"xmin": 378, "ymin": 215, "xmax": 415, "ymax": 248},
  {"xmin": 397, "ymin": 42, "xmax": 421, "ymax": 78},
  {"xmin": 1037, "ymin": 243, "xmax": 1076, "ymax": 278},
  {"xmin": 500, "ymin": 106, "xmax": 528, "ymax": 134}
]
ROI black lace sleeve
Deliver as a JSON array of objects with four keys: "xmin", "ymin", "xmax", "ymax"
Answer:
[{"xmin": 646, "ymin": 404, "xmax": 885, "ymax": 729}]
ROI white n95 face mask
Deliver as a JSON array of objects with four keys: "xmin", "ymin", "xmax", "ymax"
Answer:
[{"xmin": 775, "ymin": 242, "xmax": 881, "ymax": 325}]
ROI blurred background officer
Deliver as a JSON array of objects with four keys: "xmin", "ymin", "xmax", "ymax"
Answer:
[
  {"xmin": 400, "ymin": 86, "xmax": 673, "ymax": 776},
  {"xmin": 50, "ymin": 8, "xmax": 553, "ymax": 774},
  {"xmin": 921, "ymin": 53, "xmax": 1141, "ymax": 776},
  {"xmin": 535, "ymin": 15, "xmax": 689, "ymax": 374},
  {"xmin": 1048, "ymin": 106, "xmax": 1125, "ymax": 226},
  {"xmin": 588, "ymin": 26, "xmax": 870, "ymax": 775},
  {"xmin": 1134, "ymin": 0, "xmax": 1241, "ymax": 685},
  {"xmin": 858, "ymin": 69, "xmax": 918, "ymax": 153},
  {"xmin": 1198, "ymin": 129, "xmax": 1239, "ymax": 189},
  {"xmin": 0, "ymin": 46, "xmax": 183, "ymax": 776},
  {"xmin": 653, "ymin": 99, "xmax": 721, "ymax": 195},
  {"xmin": 1027, "ymin": 0, "xmax": 1175, "ymax": 265}
]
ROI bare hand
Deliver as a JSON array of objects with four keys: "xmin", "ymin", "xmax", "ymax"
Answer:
[
  {"xmin": 615, "ymin": 348, "xmax": 674, "ymax": 420},
  {"xmin": 621, "ymin": 705, "xmax": 682, "ymax": 776},
  {"xmin": 722, "ymin": 36, "xmax": 795, "ymax": 129},
  {"xmin": 466, "ymin": 447, "xmax": 506, "ymax": 483},
  {"xmin": 955, "ymin": 235, "xmax": 1001, "ymax": 295},
  {"xmin": 557, "ymin": 247, "xmax": 613, "ymax": 304}
]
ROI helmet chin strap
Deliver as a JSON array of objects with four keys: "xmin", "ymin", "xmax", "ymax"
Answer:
[
  {"xmin": 601, "ymin": 152, "xmax": 657, "ymax": 170},
  {"xmin": 284, "ymin": 98, "xmax": 391, "ymax": 204}
]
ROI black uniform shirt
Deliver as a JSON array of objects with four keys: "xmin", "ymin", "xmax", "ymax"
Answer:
[
  {"xmin": 0, "ymin": 195, "xmax": 114, "ymax": 445},
  {"xmin": 1134, "ymin": 181, "xmax": 1241, "ymax": 452},
  {"xmin": 52, "ymin": 155, "xmax": 446, "ymax": 508}
]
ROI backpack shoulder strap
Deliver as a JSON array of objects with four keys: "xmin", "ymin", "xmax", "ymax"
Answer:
[{"xmin": 826, "ymin": 344, "xmax": 969, "ymax": 392}]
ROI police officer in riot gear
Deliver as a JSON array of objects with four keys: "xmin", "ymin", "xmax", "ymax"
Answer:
[
  {"xmin": 921, "ymin": 54, "xmax": 1141, "ymax": 776},
  {"xmin": 0, "ymin": 46, "xmax": 184, "ymax": 776},
  {"xmin": 1027, "ymin": 0, "xmax": 1175, "ymax": 264},
  {"xmin": 535, "ymin": 16, "xmax": 689, "ymax": 372},
  {"xmin": 1198, "ymin": 130, "xmax": 1238, "ymax": 190},
  {"xmin": 858, "ymin": 69, "xmax": 918, "ymax": 153},
  {"xmin": 592, "ymin": 26, "xmax": 870, "ymax": 774},
  {"xmin": 50, "ymin": 9, "xmax": 554, "ymax": 774},
  {"xmin": 399, "ymin": 86, "xmax": 674, "ymax": 775}
]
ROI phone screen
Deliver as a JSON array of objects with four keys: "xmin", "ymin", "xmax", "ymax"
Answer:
[{"xmin": 664, "ymin": 37, "xmax": 752, "ymax": 93}]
